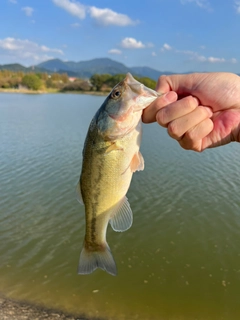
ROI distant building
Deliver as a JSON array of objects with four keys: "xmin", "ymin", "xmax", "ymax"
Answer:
[{"xmin": 69, "ymin": 77, "xmax": 77, "ymax": 82}]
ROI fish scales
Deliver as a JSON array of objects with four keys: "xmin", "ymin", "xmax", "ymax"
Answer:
[{"xmin": 76, "ymin": 73, "xmax": 160, "ymax": 275}]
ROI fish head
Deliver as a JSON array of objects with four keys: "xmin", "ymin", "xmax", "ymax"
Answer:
[{"xmin": 96, "ymin": 73, "xmax": 160, "ymax": 140}]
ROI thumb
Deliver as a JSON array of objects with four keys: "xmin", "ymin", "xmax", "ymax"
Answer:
[{"xmin": 156, "ymin": 73, "xmax": 204, "ymax": 96}]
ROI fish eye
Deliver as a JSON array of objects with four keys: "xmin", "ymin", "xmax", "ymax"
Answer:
[{"xmin": 111, "ymin": 89, "xmax": 122, "ymax": 99}]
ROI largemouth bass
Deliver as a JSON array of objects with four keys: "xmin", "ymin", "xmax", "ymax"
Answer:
[{"xmin": 76, "ymin": 73, "xmax": 159, "ymax": 276}]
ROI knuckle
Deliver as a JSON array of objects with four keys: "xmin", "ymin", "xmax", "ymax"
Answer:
[
  {"xmin": 167, "ymin": 121, "xmax": 180, "ymax": 139},
  {"xmin": 179, "ymin": 139, "xmax": 202, "ymax": 152},
  {"xmin": 192, "ymin": 144, "xmax": 203, "ymax": 152},
  {"xmin": 198, "ymin": 106, "xmax": 208, "ymax": 118},
  {"xmin": 157, "ymin": 108, "xmax": 167, "ymax": 126},
  {"xmin": 184, "ymin": 96, "xmax": 197, "ymax": 110},
  {"xmin": 184, "ymin": 129, "xmax": 195, "ymax": 141},
  {"xmin": 159, "ymin": 74, "xmax": 168, "ymax": 82}
]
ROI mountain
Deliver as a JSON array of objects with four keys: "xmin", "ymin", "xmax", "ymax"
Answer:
[
  {"xmin": 37, "ymin": 58, "xmax": 131, "ymax": 78},
  {"xmin": 130, "ymin": 66, "xmax": 174, "ymax": 80},
  {"xmin": 2, "ymin": 59, "xmax": 239, "ymax": 80},
  {"xmin": 0, "ymin": 63, "xmax": 28, "ymax": 72},
  {"xmin": 0, "ymin": 63, "xmax": 48, "ymax": 73},
  {"xmin": 36, "ymin": 58, "xmax": 164, "ymax": 80},
  {"xmin": 0, "ymin": 58, "xmax": 174, "ymax": 80},
  {"xmin": 37, "ymin": 59, "xmax": 72, "ymax": 73}
]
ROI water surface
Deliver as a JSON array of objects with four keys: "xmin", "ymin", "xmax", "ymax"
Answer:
[{"xmin": 0, "ymin": 93, "xmax": 240, "ymax": 320}]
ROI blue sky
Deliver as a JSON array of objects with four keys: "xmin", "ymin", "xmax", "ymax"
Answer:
[{"xmin": 1, "ymin": 0, "xmax": 240, "ymax": 73}]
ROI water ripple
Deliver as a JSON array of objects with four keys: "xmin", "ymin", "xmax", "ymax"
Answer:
[{"xmin": 1, "ymin": 95, "xmax": 240, "ymax": 320}]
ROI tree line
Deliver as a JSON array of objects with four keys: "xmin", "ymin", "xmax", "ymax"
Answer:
[{"xmin": 0, "ymin": 70, "xmax": 157, "ymax": 92}]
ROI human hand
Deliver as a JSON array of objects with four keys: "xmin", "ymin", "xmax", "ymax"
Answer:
[{"xmin": 142, "ymin": 72, "xmax": 240, "ymax": 151}]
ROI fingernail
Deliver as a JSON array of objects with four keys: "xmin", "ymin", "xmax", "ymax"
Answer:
[
  {"xmin": 193, "ymin": 97, "xmax": 200, "ymax": 105},
  {"xmin": 164, "ymin": 91, "xmax": 177, "ymax": 103}
]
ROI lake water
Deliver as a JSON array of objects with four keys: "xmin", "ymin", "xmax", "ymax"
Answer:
[{"xmin": 0, "ymin": 93, "xmax": 240, "ymax": 320}]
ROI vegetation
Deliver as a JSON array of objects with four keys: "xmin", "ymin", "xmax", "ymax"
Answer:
[
  {"xmin": 0, "ymin": 70, "xmax": 157, "ymax": 93},
  {"xmin": 22, "ymin": 74, "xmax": 42, "ymax": 90},
  {"xmin": 90, "ymin": 73, "xmax": 157, "ymax": 91}
]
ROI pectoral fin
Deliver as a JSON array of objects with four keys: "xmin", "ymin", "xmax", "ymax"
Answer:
[
  {"xmin": 130, "ymin": 151, "xmax": 144, "ymax": 172},
  {"xmin": 109, "ymin": 196, "xmax": 133, "ymax": 232},
  {"xmin": 76, "ymin": 181, "xmax": 83, "ymax": 205},
  {"xmin": 106, "ymin": 142, "xmax": 123, "ymax": 153}
]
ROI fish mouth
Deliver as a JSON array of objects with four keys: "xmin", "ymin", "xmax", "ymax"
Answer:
[
  {"xmin": 125, "ymin": 73, "xmax": 161, "ymax": 111},
  {"xmin": 125, "ymin": 73, "xmax": 159, "ymax": 95}
]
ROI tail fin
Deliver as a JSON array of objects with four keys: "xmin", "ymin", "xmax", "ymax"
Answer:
[{"xmin": 78, "ymin": 242, "xmax": 117, "ymax": 276}]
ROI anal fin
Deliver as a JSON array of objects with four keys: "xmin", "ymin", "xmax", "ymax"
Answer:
[{"xmin": 110, "ymin": 196, "xmax": 133, "ymax": 232}]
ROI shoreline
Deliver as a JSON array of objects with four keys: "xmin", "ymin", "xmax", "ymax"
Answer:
[
  {"xmin": 0, "ymin": 294, "xmax": 96, "ymax": 320},
  {"xmin": 0, "ymin": 88, "xmax": 108, "ymax": 96}
]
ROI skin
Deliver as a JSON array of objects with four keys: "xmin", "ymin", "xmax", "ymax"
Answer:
[{"xmin": 142, "ymin": 72, "xmax": 240, "ymax": 152}]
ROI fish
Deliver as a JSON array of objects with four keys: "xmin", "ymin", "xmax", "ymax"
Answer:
[{"xmin": 76, "ymin": 73, "xmax": 160, "ymax": 276}]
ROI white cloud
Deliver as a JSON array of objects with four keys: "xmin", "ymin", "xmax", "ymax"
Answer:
[
  {"xmin": 89, "ymin": 7, "xmax": 137, "ymax": 26},
  {"xmin": 230, "ymin": 58, "xmax": 238, "ymax": 63},
  {"xmin": 176, "ymin": 49, "xmax": 237, "ymax": 64},
  {"xmin": 161, "ymin": 43, "xmax": 172, "ymax": 51},
  {"xmin": 40, "ymin": 45, "xmax": 63, "ymax": 55},
  {"xmin": 180, "ymin": 0, "xmax": 211, "ymax": 10},
  {"xmin": 52, "ymin": 0, "xmax": 136, "ymax": 26},
  {"xmin": 52, "ymin": 0, "xmax": 86, "ymax": 19},
  {"xmin": 9, "ymin": 0, "xmax": 17, "ymax": 3},
  {"xmin": 0, "ymin": 38, "xmax": 64, "ymax": 65},
  {"xmin": 152, "ymin": 51, "xmax": 157, "ymax": 56},
  {"xmin": 121, "ymin": 37, "xmax": 145, "ymax": 49},
  {"xmin": 235, "ymin": 1, "xmax": 240, "ymax": 13},
  {"xmin": 207, "ymin": 57, "xmax": 225, "ymax": 63},
  {"xmin": 108, "ymin": 49, "xmax": 122, "ymax": 55},
  {"xmin": 189, "ymin": 53, "xmax": 225, "ymax": 63},
  {"xmin": 22, "ymin": 7, "xmax": 34, "ymax": 17}
]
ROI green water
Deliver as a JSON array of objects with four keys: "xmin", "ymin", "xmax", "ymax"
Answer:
[{"xmin": 0, "ymin": 93, "xmax": 240, "ymax": 320}]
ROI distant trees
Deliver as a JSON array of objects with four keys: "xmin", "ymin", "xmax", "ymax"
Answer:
[
  {"xmin": 90, "ymin": 74, "xmax": 156, "ymax": 91},
  {"xmin": 135, "ymin": 77, "xmax": 156, "ymax": 90},
  {"xmin": 0, "ymin": 70, "xmax": 157, "ymax": 93},
  {"xmin": 61, "ymin": 80, "xmax": 91, "ymax": 92},
  {"xmin": 22, "ymin": 74, "xmax": 42, "ymax": 90},
  {"xmin": 90, "ymin": 74, "xmax": 112, "ymax": 91},
  {"xmin": 0, "ymin": 70, "xmax": 23, "ymax": 89},
  {"xmin": 0, "ymin": 70, "xmax": 70, "ymax": 91}
]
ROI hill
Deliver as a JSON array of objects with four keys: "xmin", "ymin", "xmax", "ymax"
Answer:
[
  {"xmin": 0, "ymin": 58, "xmax": 176, "ymax": 80},
  {"xmin": 0, "ymin": 63, "xmax": 48, "ymax": 74},
  {"xmin": 37, "ymin": 58, "xmax": 169, "ymax": 80}
]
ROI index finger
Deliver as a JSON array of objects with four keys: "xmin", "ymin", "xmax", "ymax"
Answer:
[{"xmin": 142, "ymin": 91, "xmax": 178, "ymax": 123}]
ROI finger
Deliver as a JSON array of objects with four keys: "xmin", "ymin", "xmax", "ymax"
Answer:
[
  {"xmin": 156, "ymin": 73, "xmax": 205, "ymax": 97},
  {"xmin": 142, "ymin": 91, "xmax": 177, "ymax": 123},
  {"xmin": 179, "ymin": 118, "xmax": 214, "ymax": 152},
  {"xmin": 166, "ymin": 106, "xmax": 213, "ymax": 140},
  {"xmin": 156, "ymin": 96, "xmax": 199, "ymax": 127}
]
